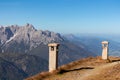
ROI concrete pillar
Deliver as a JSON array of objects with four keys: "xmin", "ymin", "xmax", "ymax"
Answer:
[
  {"xmin": 101, "ymin": 41, "xmax": 109, "ymax": 60},
  {"xmin": 48, "ymin": 43, "xmax": 59, "ymax": 72}
]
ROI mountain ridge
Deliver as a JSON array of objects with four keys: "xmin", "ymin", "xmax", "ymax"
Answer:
[{"xmin": 0, "ymin": 23, "xmax": 64, "ymax": 53}]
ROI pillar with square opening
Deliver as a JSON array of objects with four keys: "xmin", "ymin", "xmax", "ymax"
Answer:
[
  {"xmin": 101, "ymin": 41, "xmax": 109, "ymax": 60},
  {"xmin": 48, "ymin": 43, "xmax": 59, "ymax": 72}
]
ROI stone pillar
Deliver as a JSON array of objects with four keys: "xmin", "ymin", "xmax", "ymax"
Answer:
[
  {"xmin": 101, "ymin": 41, "xmax": 109, "ymax": 60},
  {"xmin": 48, "ymin": 43, "xmax": 59, "ymax": 72}
]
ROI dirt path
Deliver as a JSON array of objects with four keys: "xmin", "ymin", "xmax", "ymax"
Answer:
[{"xmin": 79, "ymin": 61, "xmax": 120, "ymax": 80}]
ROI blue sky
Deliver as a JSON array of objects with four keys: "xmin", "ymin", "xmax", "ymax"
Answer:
[{"xmin": 0, "ymin": 0, "xmax": 120, "ymax": 34}]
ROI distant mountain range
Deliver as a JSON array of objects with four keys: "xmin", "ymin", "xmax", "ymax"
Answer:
[
  {"xmin": 64, "ymin": 34, "xmax": 120, "ymax": 56},
  {"xmin": 0, "ymin": 24, "xmax": 95, "ymax": 80}
]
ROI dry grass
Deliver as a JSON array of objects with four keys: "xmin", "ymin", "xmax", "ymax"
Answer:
[{"xmin": 25, "ymin": 56, "xmax": 120, "ymax": 80}]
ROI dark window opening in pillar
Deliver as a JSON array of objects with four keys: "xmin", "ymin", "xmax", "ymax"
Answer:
[
  {"xmin": 51, "ymin": 46, "xmax": 54, "ymax": 51},
  {"xmin": 104, "ymin": 44, "xmax": 108, "ymax": 47}
]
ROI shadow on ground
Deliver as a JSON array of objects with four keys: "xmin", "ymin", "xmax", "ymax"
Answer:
[
  {"xmin": 59, "ymin": 67, "xmax": 94, "ymax": 74},
  {"xmin": 110, "ymin": 59, "xmax": 120, "ymax": 62}
]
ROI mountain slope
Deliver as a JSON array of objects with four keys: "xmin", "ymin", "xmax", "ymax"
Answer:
[
  {"xmin": 0, "ymin": 53, "xmax": 48, "ymax": 76},
  {"xmin": 0, "ymin": 57, "xmax": 27, "ymax": 80}
]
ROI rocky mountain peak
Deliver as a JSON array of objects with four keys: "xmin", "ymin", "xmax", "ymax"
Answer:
[
  {"xmin": 0, "ymin": 24, "xmax": 64, "ymax": 53},
  {"xmin": 18, "ymin": 23, "xmax": 36, "ymax": 33},
  {"xmin": 25, "ymin": 23, "xmax": 36, "ymax": 30}
]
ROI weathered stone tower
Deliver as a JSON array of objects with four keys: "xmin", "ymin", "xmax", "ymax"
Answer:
[
  {"xmin": 48, "ymin": 43, "xmax": 59, "ymax": 72},
  {"xmin": 101, "ymin": 41, "xmax": 109, "ymax": 60}
]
